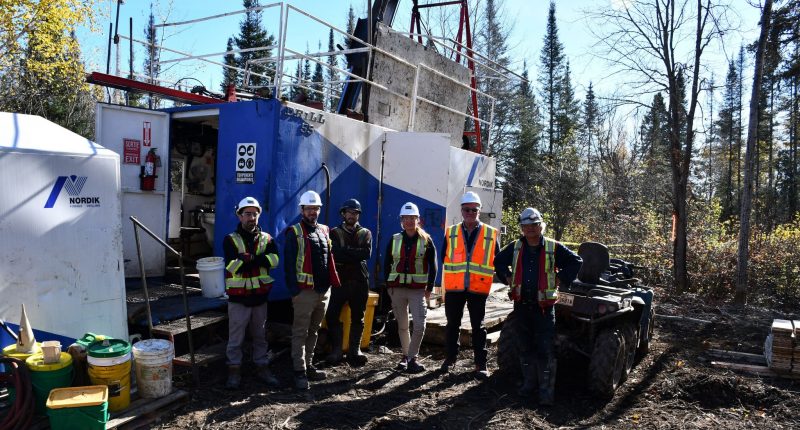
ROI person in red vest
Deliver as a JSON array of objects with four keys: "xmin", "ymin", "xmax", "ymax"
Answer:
[
  {"xmin": 284, "ymin": 190, "xmax": 341, "ymax": 390},
  {"xmin": 439, "ymin": 191, "xmax": 500, "ymax": 379},
  {"xmin": 383, "ymin": 202, "xmax": 438, "ymax": 373},
  {"xmin": 223, "ymin": 196, "xmax": 280, "ymax": 389},
  {"xmin": 494, "ymin": 207, "xmax": 581, "ymax": 405}
]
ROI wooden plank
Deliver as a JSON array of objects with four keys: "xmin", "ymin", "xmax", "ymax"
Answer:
[
  {"xmin": 711, "ymin": 361, "xmax": 800, "ymax": 379},
  {"xmin": 423, "ymin": 301, "xmax": 513, "ymax": 346},
  {"xmin": 772, "ymin": 319, "xmax": 794, "ymax": 332},
  {"xmin": 151, "ymin": 310, "xmax": 227, "ymax": 337},
  {"xmin": 173, "ymin": 341, "xmax": 226, "ymax": 367},
  {"xmin": 659, "ymin": 314, "xmax": 712, "ymax": 324},
  {"xmin": 107, "ymin": 389, "xmax": 189, "ymax": 429}
]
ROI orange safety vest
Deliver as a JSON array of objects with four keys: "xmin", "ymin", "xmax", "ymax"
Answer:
[
  {"xmin": 291, "ymin": 222, "xmax": 331, "ymax": 289},
  {"xmin": 387, "ymin": 233, "xmax": 428, "ymax": 289},
  {"xmin": 509, "ymin": 237, "xmax": 558, "ymax": 306},
  {"xmin": 224, "ymin": 231, "xmax": 278, "ymax": 296},
  {"xmin": 442, "ymin": 223, "xmax": 498, "ymax": 295}
]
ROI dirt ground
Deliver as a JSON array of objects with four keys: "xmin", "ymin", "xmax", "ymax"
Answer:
[{"xmin": 151, "ymin": 288, "xmax": 800, "ymax": 429}]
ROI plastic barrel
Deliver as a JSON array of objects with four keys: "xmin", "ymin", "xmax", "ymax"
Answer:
[
  {"xmin": 87, "ymin": 339, "xmax": 131, "ymax": 412},
  {"xmin": 339, "ymin": 291, "xmax": 380, "ymax": 350},
  {"xmin": 196, "ymin": 256, "xmax": 226, "ymax": 298},
  {"xmin": 26, "ymin": 352, "xmax": 74, "ymax": 415},
  {"xmin": 132, "ymin": 339, "xmax": 174, "ymax": 398}
]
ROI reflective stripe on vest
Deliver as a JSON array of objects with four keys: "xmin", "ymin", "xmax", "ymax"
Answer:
[
  {"xmin": 224, "ymin": 231, "xmax": 276, "ymax": 294},
  {"xmin": 387, "ymin": 233, "xmax": 428, "ymax": 288},
  {"xmin": 509, "ymin": 237, "xmax": 557, "ymax": 305},
  {"xmin": 291, "ymin": 224, "xmax": 315, "ymax": 288},
  {"xmin": 442, "ymin": 223, "xmax": 498, "ymax": 295}
]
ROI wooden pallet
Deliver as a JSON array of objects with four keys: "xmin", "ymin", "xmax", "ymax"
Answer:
[
  {"xmin": 173, "ymin": 341, "xmax": 227, "ymax": 367},
  {"xmin": 151, "ymin": 310, "xmax": 227, "ymax": 340},
  {"xmin": 423, "ymin": 300, "xmax": 514, "ymax": 346}
]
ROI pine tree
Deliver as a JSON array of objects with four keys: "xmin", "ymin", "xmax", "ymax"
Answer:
[
  {"xmin": 311, "ymin": 42, "xmax": 324, "ymax": 102},
  {"xmin": 504, "ymin": 64, "xmax": 541, "ymax": 207},
  {"xmin": 327, "ymin": 28, "xmax": 340, "ymax": 111},
  {"xmin": 232, "ymin": 0, "xmax": 275, "ymax": 89},
  {"xmin": 143, "ymin": 5, "xmax": 161, "ymax": 108},
  {"xmin": 222, "ymin": 37, "xmax": 238, "ymax": 92},
  {"xmin": 538, "ymin": 1, "xmax": 566, "ymax": 156},
  {"xmin": 715, "ymin": 60, "xmax": 739, "ymax": 221}
]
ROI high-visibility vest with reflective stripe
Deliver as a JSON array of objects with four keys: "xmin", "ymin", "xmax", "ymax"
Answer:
[
  {"xmin": 387, "ymin": 233, "xmax": 428, "ymax": 288},
  {"xmin": 224, "ymin": 231, "xmax": 277, "ymax": 296},
  {"xmin": 509, "ymin": 237, "xmax": 558, "ymax": 306},
  {"xmin": 291, "ymin": 223, "xmax": 330, "ymax": 289},
  {"xmin": 442, "ymin": 223, "xmax": 498, "ymax": 295}
]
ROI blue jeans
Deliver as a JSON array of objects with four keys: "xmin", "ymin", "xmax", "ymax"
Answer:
[{"xmin": 514, "ymin": 301, "xmax": 555, "ymax": 368}]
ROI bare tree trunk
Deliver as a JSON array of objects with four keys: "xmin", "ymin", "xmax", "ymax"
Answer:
[{"xmin": 735, "ymin": 0, "xmax": 773, "ymax": 306}]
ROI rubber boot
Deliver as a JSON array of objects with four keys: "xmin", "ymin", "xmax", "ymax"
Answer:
[
  {"xmin": 225, "ymin": 365, "xmax": 241, "ymax": 389},
  {"xmin": 517, "ymin": 360, "xmax": 538, "ymax": 397},
  {"xmin": 325, "ymin": 324, "xmax": 344, "ymax": 366},
  {"xmin": 347, "ymin": 322, "xmax": 367, "ymax": 366},
  {"xmin": 537, "ymin": 357, "xmax": 557, "ymax": 406}
]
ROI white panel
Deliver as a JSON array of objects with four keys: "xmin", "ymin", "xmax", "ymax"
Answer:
[
  {"xmin": 382, "ymin": 132, "xmax": 451, "ymax": 204},
  {"xmin": 446, "ymin": 148, "xmax": 499, "ymax": 227},
  {"xmin": 96, "ymin": 104, "xmax": 170, "ymax": 277}
]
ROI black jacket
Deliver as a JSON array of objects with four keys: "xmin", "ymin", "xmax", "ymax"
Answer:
[{"xmin": 330, "ymin": 223, "xmax": 372, "ymax": 284}]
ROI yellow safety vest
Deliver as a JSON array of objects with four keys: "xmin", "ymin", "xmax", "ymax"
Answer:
[
  {"xmin": 387, "ymin": 233, "xmax": 428, "ymax": 288},
  {"xmin": 224, "ymin": 232, "xmax": 278, "ymax": 295}
]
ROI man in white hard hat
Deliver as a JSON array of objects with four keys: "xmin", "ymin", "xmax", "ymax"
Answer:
[
  {"xmin": 284, "ymin": 190, "xmax": 341, "ymax": 390},
  {"xmin": 223, "ymin": 196, "xmax": 280, "ymax": 389},
  {"xmin": 494, "ymin": 207, "xmax": 581, "ymax": 405},
  {"xmin": 325, "ymin": 198, "xmax": 373, "ymax": 367},
  {"xmin": 440, "ymin": 191, "xmax": 500, "ymax": 379}
]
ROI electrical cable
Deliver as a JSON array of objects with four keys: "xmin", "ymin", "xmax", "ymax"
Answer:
[{"xmin": 0, "ymin": 357, "xmax": 34, "ymax": 430}]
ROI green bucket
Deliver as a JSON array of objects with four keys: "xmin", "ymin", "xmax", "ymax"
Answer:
[
  {"xmin": 47, "ymin": 386, "xmax": 109, "ymax": 430},
  {"xmin": 26, "ymin": 352, "xmax": 74, "ymax": 415}
]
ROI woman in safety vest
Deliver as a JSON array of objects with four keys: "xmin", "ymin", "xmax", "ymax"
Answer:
[{"xmin": 383, "ymin": 202, "xmax": 438, "ymax": 373}]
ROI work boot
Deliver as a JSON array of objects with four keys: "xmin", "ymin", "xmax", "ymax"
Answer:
[
  {"xmin": 537, "ymin": 357, "xmax": 557, "ymax": 406},
  {"xmin": 474, "ymin": 363, "xmax": 490, "ymax": 380},
  {"xmin": 406, "ymin": 358, "xmax": 426, "ymax": 374},
  {"xmin": 225, "ymin": 365, "xmax": 241, "ymax": 389},
  {"xmin": 256, "ymin": 365, "xmax": 280, "ymax": 388},
  {"xmin": 439, "ymin": 357, "xmax": 456, "ymax": 373},
  {"xmin": 517, "ymin": 361, "xmax": 538, "ymax": 397},
  {"xmin": 396, "ymin": 355, "xmax": 409, "ymax": 371},
  {"xmin": 325, "ymin": 324, "xmax": 344, "ymax": 366},
  {"xmin": 347, "ymin": 323, "xmax": 368, "ymax": 366},
  {"xmin": 294, "ymin": 371, "xmax": 310, "ymax": 391},
  {"xmin": 306, "ymin": 364, "xmax": 327, "ymax": 381}
]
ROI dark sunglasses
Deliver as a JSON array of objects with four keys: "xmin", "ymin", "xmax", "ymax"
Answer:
[{"xmin": 461, "ymin": 207, "xmax": 479, "ymax": 213}]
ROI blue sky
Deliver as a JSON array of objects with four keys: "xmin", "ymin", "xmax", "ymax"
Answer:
[{"xmin": 81, "ymin": 0, "xmax": 763, "ymax": 102}]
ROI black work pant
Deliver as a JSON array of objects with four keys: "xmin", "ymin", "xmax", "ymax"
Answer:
[
  {"xmin": 444, "ymin": 291, "xmax": 488, "ymax": 366},
  {"xmin": 514, "ymin": 301, "xmax": 555, "ymax": 368},
  {"xmin": 325, "ymin": 280, "xmax": 369, "ymax": 339}
]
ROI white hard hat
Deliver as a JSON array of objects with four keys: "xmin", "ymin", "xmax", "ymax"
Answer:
[
  {"xmin": 299, "ymin": 190, "xmax": 323, "ymax": 206},
  {"xmin": 460, "ymin": 191, "xmax": 482, "ymax": 206},
  {"xmin": 236, "ymin": 196, "xmax": 261, "ymax": 214},
  {"xmin": 519, "ymin": 207, "xmax": 543, "ymax": 225},
  {"xmin": 399, "ymin": 202, "xmax": 420, "ymax": 217}
]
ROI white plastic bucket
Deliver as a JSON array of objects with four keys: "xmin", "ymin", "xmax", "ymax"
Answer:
[
  {"xmin": 196, "ymin": 256, "xmax": 225, "ymax": 298},
  {"xmin": 132, "ymin": 339, "xmax": 174, "ymax": 399}
]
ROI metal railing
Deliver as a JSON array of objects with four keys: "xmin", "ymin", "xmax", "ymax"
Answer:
[{"xmin": 130, "ymin": 216, "xmax": 199, "ymax": 384}]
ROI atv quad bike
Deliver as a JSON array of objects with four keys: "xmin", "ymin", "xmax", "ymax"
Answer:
[{"xmin": 497, "ymin": 242, "xmax": 655, "ymax": 399}]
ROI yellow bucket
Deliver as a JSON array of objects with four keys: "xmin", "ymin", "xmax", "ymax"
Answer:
[
  {"xmin": 86, "ymin": 339, "xmax": 131, "ymax": 412},
  {"xmin": 2, "ymin": 342, "xmax": 41, "ymax": 361},
  {"xmin": 340, "ymin": 292, "xmax": 379, "ymax": 350}
]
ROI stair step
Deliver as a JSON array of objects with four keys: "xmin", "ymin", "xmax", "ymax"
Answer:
[
  {"xmin": 173, "ymin": 342, "xmax": 226, "ymax": 367},
  {"xmin": 151, "ymin": 311, "xmax": 227, "ymax": 338}
]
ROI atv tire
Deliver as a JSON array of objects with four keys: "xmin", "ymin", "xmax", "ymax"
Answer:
[
  {"xmin": 589, "ymin": 327, "xmax": 626, "ymax": 399},
  {"xmin": 621, "ymin": 322, "xmax": 638, "ymax": 381},
  {"xmin": 637, "ymin": 309, "xmax": 655, "ymax": 359},
  {"xmin": 496, "ymin": 310, "xmax": 521, "ymax": 379}
]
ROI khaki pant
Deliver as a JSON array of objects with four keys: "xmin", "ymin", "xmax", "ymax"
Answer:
[
  {"xmin": 389, "ymin": 287, "xmax": 427, "ymax": 360},
  {"xmin": 226, "ymin": 301, "xmax": 269, "ymax": 366},
  {"xmin": 291, "ymin": 288, "xmax": 331, "ymax": 371}
]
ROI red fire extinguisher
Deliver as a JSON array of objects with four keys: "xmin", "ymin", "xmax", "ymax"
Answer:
[{"xmin": 140, "ymin": 148, "xmax": 158, "ymax": 191}]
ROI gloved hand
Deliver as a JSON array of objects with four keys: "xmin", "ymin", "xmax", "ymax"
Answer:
[{"xmin": 238, "ymin": 253, "xmax": 253, "ymax": 263}]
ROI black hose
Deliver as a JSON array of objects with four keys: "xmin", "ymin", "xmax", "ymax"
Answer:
[
  {"xmin": 321, "ymin": 163, "xmax": 331, "ymax": 226},
  {"xmin": 0, "ymin": 357, "xmax": 34, "ymax": 430}
]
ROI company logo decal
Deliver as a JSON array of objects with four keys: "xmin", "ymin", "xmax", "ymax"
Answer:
[{"xmin": 44, "ymin": 175, "xmax": 100, "ymax": 208}]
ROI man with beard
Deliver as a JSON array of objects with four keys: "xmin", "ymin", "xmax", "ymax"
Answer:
[
  {"xmin": 223, "ymin": 196, "xmax": 280, "ymax": 389},
  {"xmin": 285, "ymin": 190, "xmax": 341, "ymax": 390}
]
